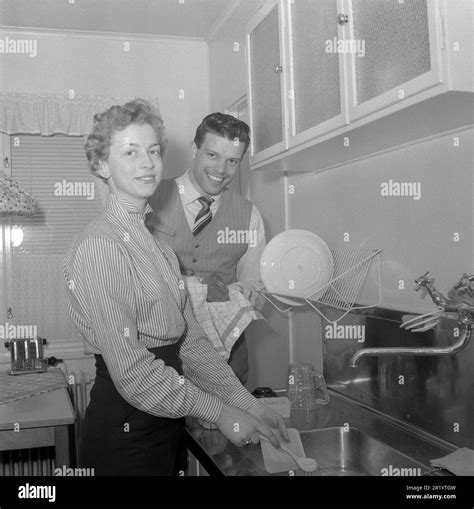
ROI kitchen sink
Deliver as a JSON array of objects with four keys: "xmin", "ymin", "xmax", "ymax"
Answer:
[
  {"xmin": 300, "ymin": 426, "xmax": 437, "ymax": 476},
  {"xmin": 186, "ymin": 390, "xmax": 455, "ymax": 476}
]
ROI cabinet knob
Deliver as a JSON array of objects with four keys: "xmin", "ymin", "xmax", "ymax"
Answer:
[
  {"xmin": 337, "ymin": 13, "xmax": 349, "ymax": 25},
  {"xmin": 274, "ymin": 64, "xmax": 283, "ymax": 74}
]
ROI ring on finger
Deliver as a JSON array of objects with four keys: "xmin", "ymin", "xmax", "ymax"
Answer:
[{"xmin": 243, "ymin": 439, "xmax": 251, "ymax": 446}]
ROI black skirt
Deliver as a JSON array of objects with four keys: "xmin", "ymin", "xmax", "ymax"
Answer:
[{"xmin": 80, "ymin": 343, "xmax": 185, "ymax": 476}]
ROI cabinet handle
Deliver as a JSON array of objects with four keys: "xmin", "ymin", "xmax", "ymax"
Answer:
[
  {"xmin": 337, "ymin": 13, "xmax": 349, "ymax": 25},
  {"xmin": 274, "ymin": 64, "xmax": 283, "ymax": 74}
]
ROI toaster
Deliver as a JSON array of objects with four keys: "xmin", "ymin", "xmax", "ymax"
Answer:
[{"xmin": 4, "ymin": 337, "xmax": 48, "ymax": 375}]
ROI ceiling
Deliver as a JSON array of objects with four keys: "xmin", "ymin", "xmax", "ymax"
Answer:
[{"xmin": 0, "ymin": 0, "xmax": 241, "ymax": 39}]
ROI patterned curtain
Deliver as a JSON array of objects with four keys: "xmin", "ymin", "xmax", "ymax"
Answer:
[{"xmin": 0, "ymin": 92, "xmax": 162, "ymax": 135}]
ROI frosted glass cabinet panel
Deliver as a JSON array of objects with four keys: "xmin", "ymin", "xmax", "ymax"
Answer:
[
  {"xmin": 353, "ymin": 0, "xmax": 430, "ymax": 103},
  {"xmin": 347, "ymin": 0, "xmax": 443, "ymax": 120},
  {"xmin": 290, "ymin": 0, "xmax": 343, "ymax": 136},
  {"xmin": 248, "ymin": 1, "xmax": 286, "ymax": 160},
  {"xmin": 245, "ymin": 0, "xmax": 449, "ymax": 169}
]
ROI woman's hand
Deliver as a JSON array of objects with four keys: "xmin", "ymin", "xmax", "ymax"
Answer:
[
  {"xmin": 247, "ymin": 401, "xmax": 291, "ymax": 442},
  {"xmin": 215, "ymin": 403, "xmax": 281, "ymax": 448}
]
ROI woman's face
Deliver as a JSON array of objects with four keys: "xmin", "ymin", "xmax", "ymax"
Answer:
[{"xmin": 99, "ymin": 123, "xmax": 163, "ymax": 210}]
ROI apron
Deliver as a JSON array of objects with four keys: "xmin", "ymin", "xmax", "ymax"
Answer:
[{"xmin": 80, "ymin": 343, "xmax": 185, "ymax": 476}]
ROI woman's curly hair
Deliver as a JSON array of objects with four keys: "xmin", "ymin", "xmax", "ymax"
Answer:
[{"xmin": 85, "ymin": 98, "xmax": 167, "ymax": 178}]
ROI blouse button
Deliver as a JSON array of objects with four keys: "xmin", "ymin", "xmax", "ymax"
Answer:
[{"xmin": 192, "ymin": 257, "xmax": 197, "ymax": 263}]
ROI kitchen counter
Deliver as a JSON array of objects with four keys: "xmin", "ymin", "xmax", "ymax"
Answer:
[{"xmin": 185, "ymin": 389, "xmax": 457, "ymax": 476}]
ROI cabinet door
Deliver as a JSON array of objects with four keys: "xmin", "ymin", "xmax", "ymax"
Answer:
[
  {"xmin": 247, "ymin": 0, "xmax": 288, "ymax": 165},
  {"xmin": 288, "ymin": 0, "xmax": 348, "ymax": 147},
  {"xmin": 346, "ymin": 0, "xmax": 443, "ymax": 121}
]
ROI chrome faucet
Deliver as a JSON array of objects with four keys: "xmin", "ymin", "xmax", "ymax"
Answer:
[{"xmin": 350, "ymin": 272, "xmax": 474, "ymax": 367}]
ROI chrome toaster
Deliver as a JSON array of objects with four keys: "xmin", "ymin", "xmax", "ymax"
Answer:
[{"xmin": 4, "ymin": 337, "xmax": 48, "ymax": 375}]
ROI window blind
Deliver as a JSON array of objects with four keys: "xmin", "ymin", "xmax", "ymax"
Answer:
[
  {"xmin": 10, "ymin": 135, "xmax": 101, "ymax": 254},
  {"xmin": 8, "ymin": 134, "xmax": 102, "ymax": 341}
]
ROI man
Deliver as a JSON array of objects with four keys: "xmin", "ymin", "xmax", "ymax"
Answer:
[{"xmin": 146, "ymin": 113, "xmax": 265, "ymax": 385}]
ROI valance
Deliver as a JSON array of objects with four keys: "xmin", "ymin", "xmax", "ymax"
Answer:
[{"xmin": 0, "ymin": 92, "xmax": 162, "ymax": 136}]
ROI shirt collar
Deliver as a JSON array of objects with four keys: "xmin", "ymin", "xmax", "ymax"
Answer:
[
  {"xmin": 105, "ymin": 193, "xmax": 153, "ymax": 223},
  {"xmin": 177, "ymin": 170, "xmax": 222, "ymax": 206}
]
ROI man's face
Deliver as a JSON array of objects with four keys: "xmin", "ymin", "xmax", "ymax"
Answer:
[
  {"xmin": 98, "ymin": 123, "xmax": 163, "ymax": 209},
  {"xmin": 190, "ymin": 132, "xmax": 246, "ymax": 196}
]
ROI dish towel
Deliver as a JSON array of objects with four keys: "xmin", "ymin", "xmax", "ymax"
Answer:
[
  {"xmin": 184, "ymin": 276, "xmax": 264, "ymax": 360},
  {"xmin": 430, "ymin": 448, "xmax": 474, "ymax": 476}
]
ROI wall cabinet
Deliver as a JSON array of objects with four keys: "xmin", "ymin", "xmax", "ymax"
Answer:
[
  {"xmin": 288, "ymin": 0, "xmax": 348, "ymax": 147},
  {"xmin": 246, "ymin": 0, "xmax": 473, "ymax": 171},
  {"xmin": 346, "ymin": 0, "xmax": 443, "ymax": 121},
  {"xmin": 246, "ymin": 0, "xmax": 289, "ymax": 164}
]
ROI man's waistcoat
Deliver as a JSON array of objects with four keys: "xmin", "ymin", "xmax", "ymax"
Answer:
[{"xmin": 146, "ymin": 179, "xmax": 253, "ymax": 285}]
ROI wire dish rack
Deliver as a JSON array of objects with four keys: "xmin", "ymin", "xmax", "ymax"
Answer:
[{"xmin": 259, "ymin": 248, "xmax": 382, "ymax": 324}]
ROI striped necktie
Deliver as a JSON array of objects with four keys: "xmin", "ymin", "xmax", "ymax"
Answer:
[{"xmin": 193, "ymin": 196, "xmax": 214, "ymax": 236}]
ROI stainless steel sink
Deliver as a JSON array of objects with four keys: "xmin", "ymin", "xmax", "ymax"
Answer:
[
  {"xmin": 186, "ymin": 390, "xmax": 455, "ymax": 476},
  {"xmin": 300, "ymin": 426, "xmax": 435, "ymax": 476}
]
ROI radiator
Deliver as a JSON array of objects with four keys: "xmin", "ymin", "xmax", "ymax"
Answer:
[
  {"xmin": 0, "ymin": 370, "xmax": 94, "ymax": 475},
  {"xmin": 0, "ymin": 448, "xmax": 56, "ymax": 476}
]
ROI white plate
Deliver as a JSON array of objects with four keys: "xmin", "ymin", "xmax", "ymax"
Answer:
[{"xmin": 260, "ymin": 230, "xmax": 334, "ymax": 300}]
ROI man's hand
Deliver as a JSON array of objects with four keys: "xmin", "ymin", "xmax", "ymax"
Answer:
[
  {"xmin": 215, "ymin": 403, "xmax": 281, "ymax": 448},
  {"xmin": 247, "ymin": 401, "xmax": 291, "ymax": 442},
  {"xmin": 229, "ymin": 282, "xmax": 266, "ymax": 310},
  {"xmin": 204, "ymin": 273, "xmax": 230, "ymax": 302}
]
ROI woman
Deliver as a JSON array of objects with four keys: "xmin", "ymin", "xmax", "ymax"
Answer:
[{"xmin": 63, "ymin": 99, "xmax": 288, "ymax": 476}]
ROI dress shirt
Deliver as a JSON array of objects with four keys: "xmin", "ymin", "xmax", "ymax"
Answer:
[
  {"xmin": 64, "ymin": 193, "xmax": 257, "ymax": 423},
  {"xmin": 175, "ymin": 170, "xmax": 266, "ymax": 302}
]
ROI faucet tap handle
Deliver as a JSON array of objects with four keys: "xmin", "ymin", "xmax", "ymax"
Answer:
[{"xmin": 414, "ymin": 271, "xmax": 431, "ymax": 291}]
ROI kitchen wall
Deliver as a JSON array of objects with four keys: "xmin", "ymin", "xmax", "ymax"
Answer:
[
  {"xmin": 0, "ymin": 28, "xmax": 211, "ymax": 178},
  {"xmin": 208, "ymin": 1, "xmax": 261, "ymax": 113}
]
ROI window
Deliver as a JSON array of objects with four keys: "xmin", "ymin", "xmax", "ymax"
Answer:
[{"xmin": 5, "ymin": 134, "xmax": 102, "ymax": 342}]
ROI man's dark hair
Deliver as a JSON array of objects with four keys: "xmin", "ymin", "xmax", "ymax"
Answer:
[{"xmin": 194, "ymin": 112, "xmax": 250, "ymax": 154}]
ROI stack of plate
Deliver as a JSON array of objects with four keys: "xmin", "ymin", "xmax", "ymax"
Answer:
[{"xmin": 260, "ymin": 230, "xmax": 334, "ymax": 306}]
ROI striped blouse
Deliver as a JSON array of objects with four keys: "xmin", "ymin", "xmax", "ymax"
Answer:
[{"xmin": 63, "ymin": 193, "xmax": 256, "ymax": 423}]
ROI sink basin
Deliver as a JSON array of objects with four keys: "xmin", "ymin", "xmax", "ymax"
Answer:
[
  {"xmin": 300, "ymin": 427, "xmax": 431, "ymax": 476},
  {"xmin": 186, "ymin": 391, "xmax": 454, "ymax": 476}
]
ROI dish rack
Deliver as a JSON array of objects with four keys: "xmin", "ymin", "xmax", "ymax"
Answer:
[{"xmin": 259, "ymin": 248, "xmax": 382, "ymax": 324}]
